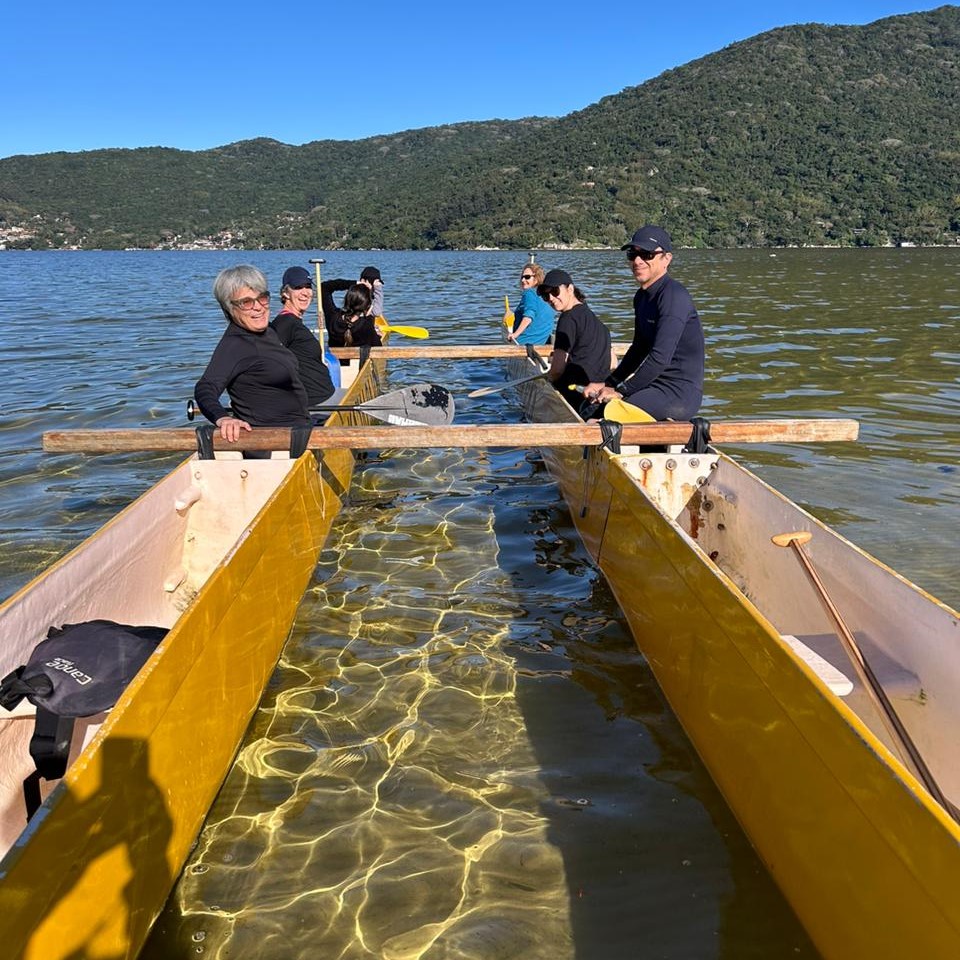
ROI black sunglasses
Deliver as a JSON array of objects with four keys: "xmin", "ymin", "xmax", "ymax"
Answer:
[
  {"xmin": 290, "ymin": 282, "xmax": 313, "ymax": 290},
  {"xmin": 538, "ymin": 285, "xmax": 561, "ymax": 300},
  {"xmin": 627, "ymin": 248, "xmax": 663, "ymax": 262},
  {"xmin": 520, "ymin": 274, "xmax": 535, "ymax": 281}
]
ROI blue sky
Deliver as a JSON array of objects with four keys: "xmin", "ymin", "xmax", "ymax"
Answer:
[{"xmin": 2, "ymin": 1, "xmax": 945, "ymax": 159}]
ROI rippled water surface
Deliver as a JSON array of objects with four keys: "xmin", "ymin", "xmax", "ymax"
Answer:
[{"xmin": 1, "ymin": 249, "xmax": 957, "ymax": 959}]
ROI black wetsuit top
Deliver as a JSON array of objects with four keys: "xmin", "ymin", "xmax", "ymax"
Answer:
[
  {"xmin": 194, "ymin": 322, "xmax": 310, "ymax": 426},
  {"xmin": 270, "ymin": 310, "xmax": 335, "ymax": 405},
  {"xmin": 321, "ymin": 279, "xmax": 383, "ymax": 348},
  {"xmin": 607, "ymin": 273, "xmax": 704, "ymax": 420},
  {"xmin": 553, "ymin": 302, "xmax": 612, "ymax": 393}
]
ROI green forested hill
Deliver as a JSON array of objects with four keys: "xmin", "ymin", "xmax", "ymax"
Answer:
[{"xmin": 2, "ymin": 6, "xmax": 959, "ymax": 250}]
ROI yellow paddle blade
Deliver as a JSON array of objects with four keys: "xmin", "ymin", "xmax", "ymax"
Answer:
[
  {"xmin": 503, "ymin": 295, "xmax": 514, "ymax": 329},
  {"xmin": 375, "ymin": 316, "xmax": 429, "ymax": 339},
  {"xmin": 383, "ymin": 323, "xmax": 429, "ymax": 339},
  {"xmin": 601, "ymin": 397, "xmax": 656, "ymax": 423}
]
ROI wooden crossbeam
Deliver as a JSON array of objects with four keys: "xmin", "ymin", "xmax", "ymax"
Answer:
[
  {"xmin": 43, "ymin": 419, "xmax": 859, "ymax": 453},
  {"xmin": 329, "ymin": 343, "xmax": 632, "ymax": 359}
]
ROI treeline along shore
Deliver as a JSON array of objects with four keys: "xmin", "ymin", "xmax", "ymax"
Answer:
[{"xmin": 2, "ymin": 6, "xmax": 959, "ymax": 252}]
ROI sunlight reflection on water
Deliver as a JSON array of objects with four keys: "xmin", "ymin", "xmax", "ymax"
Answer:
[{"xmin": 1, "ymin": 249, "xmax": 956, "ymax": 958}]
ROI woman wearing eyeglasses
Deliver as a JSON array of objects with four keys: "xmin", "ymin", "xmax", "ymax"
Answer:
[
  {"xmin": 194, "ymin": 265, "xmax": 310, "ymax": 444},
  {"xmin": 583, "ymin": 225, "xmax": 704, "ymax": 422},
  {"xmin": 270, "ymin": 265, "xmax": 335, "ymax": 406},
  {"xmin": 537, "ymin": 269, "xmax": 612, "ymax": 405},
  {"xmin": 507, "ymin": 263, "xmax": 555, "ymax": 345}
]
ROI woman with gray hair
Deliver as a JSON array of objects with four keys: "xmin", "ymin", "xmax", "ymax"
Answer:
[{"xmin": 194, "ymin": 265, "xmax": 310, "ymax": 444}]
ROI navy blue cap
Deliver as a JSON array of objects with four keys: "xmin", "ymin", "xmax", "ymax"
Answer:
[
  {"xmin": 281, "ymin": 266, "xmax": 312, "ymax": 288},
  {"xmin": 621, "ymin": 225, "xmax": 673, "ymax": 252},
  {"xmin": 360, "ymin": 266, "xmax": 383, "ymax": 284},
  {"xmin": 541, "ymin": 269, "xmax": 573, "ymax": 287}
]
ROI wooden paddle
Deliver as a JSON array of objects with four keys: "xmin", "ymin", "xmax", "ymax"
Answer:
[
  {"xmin": 468, "ymin": 371, "xmax": 549, "ymax": 398},
  {"xmin": 44, "ymin": 419, "xmax": 860, "ymax": 453},
  {"xmin": 772, "ymin": 530, "xmax": 960, "ymax": 824},
  {"xmin": 312, "ymin": 383, "xmax": 454, "ymax": 426},
  {"xmin": 187, "ymin": 384, "xmax": 453, "ymax": 429},
  {"xmin": 375, "ymin": 317, "xmax": 430, "ymax": 339},
  {"xmin": 308, "ymin": 258, "xmax": 343, "ymax": 390},
  {"xmin": 503, "ymin": 296, "xmax": 514, "ymax": 331}
]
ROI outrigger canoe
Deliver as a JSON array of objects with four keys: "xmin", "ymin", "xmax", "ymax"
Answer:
[
  {"xmin": 0, "ymin": 354, "xmax": 384, "ymax": 960},
  {"xmin": 20, "ymin": 341, "xmax": 959, "ymax": 958},
  {"xmin": 507, "ymin": 349, "xmax": 960, "ymax": 960}
]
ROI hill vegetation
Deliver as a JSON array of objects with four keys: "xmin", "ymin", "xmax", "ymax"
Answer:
[{"xmin": 2, "ymin": 6, "xmax": 959, "ymax": 250}]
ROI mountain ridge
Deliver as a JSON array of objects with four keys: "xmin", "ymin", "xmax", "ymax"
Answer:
[{"xmin": 2, "ymin": 6, "xmax": 958, "ymax": 250}]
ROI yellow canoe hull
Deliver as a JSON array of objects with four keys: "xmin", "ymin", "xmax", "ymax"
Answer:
[
  {"xmin": 518, "ymin": 365, "xmax": 960, "ymax": 959},
  {"xmin": 0, "ymin": 373, "xmax": 376, "ymax": 958}
]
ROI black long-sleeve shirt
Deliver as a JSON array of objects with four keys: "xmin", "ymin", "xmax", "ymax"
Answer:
[
  {"xmin": 607, "ymin": 273, "xmax": 704, "ymax": 419},
  {"xmin": 321, "ymin": 279, "xmax": 383, "ymax": 348},
  {"xmin": 270, "ymin": 310, "xmax": 335, "ymax": 405},
  {"xmin": 194, "ymin": 322, "xmax": 310, "ymax": 426}
]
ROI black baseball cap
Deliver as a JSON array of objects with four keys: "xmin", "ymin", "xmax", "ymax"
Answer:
[
  {"xmin": 281, "ymin": 266, "xmax": 312, "ymax": 287},
  {"xmin": 621, "ymin": 225, "xmax": 673, "ymax": 252},
  {"xmin": 360, "ymin": 266, "xmax": 383, "ymax": 284},
  {"xmin": 541, "ymin": 268, "xmax": 573, "ymax": 287}
]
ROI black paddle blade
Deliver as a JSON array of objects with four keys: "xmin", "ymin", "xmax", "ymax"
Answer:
[{"xmin": 360, "ymin": 384, "xmax": 454, "ymax": 426}]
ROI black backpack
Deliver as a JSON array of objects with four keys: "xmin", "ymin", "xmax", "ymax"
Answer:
[{"xmin": 0, "ymin": 619, "xmax": 166, "ymax": 817}]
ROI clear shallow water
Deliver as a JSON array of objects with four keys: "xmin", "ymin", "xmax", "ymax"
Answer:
[{"xmin": 0, "ymin": 249, "xmax": 957, "ymax": 958}]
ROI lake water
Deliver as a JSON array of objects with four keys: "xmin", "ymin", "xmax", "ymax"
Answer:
[{"xmin": 0, "ymin": 249, "xmax": 957, "ymax": 958}]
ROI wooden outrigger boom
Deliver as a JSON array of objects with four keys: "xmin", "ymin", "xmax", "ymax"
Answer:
[{"xmin": 44, "ymin": 418, "xmax": 859, "ymax": 453}]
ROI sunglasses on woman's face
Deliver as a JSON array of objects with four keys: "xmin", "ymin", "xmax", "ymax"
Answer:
[
  {"xmin": 520, "ymin": 274, "xmax": 535, "ymax": 281},
  {"xmin": 539, "ymin": 286, "xmax": 561, "ymax": 300},
  {"xmin": 290, "ymin": 283, "xmax": 312, "ymax": 290}
]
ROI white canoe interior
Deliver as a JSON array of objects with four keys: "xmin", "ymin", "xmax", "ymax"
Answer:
[
  {"xmin": 0, "ymin": 456, "xmax": 300, "ymax": 857},
  {"xmin": 624, "ymin": 449, "xmax": 960, "ymax": 804}
]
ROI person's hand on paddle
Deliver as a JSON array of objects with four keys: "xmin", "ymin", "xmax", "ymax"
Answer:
[
  {"xmin": 506, "ymin": 317, "xmax": 531, "ymax": 345},
  {"xmin": 584, "ymin": 382, "xmax": 621, "ymax": 403},
  {"xmin": 215, "ymin": 416, "xmax": 252, "ymax": 442}
]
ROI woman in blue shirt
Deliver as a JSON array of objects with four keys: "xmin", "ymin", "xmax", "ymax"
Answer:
[{"xmin": 507, "ymin": 263, "xmax": 555, "ymax": 345}]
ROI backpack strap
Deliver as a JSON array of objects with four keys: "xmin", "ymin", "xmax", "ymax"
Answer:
[{"xmin": 24, "ymin": 706, "xmax": 75, "ymax": 819}]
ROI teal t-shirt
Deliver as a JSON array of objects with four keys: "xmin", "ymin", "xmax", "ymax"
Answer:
[{"xmin": 513, "ymin": 288, "xmax": 556, "ymax": 344}]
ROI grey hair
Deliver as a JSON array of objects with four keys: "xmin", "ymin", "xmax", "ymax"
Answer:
[{"xmin": 213, "ymin": 265, "xmax": 268, "ymax": 321}]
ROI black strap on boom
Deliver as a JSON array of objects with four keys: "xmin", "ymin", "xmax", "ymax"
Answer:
[
  {"xmin": 289, "ymin": 425, "xmax": 313, "ymax": 459},
  {"xmin": 598, "ymin": 419, "xmax": 623, "ymax": 455},
  {"xmin": 195, "ymin": 424, "xmax": 216, "ymax": 460},
  {"xmin": 683, "ymin": 417, "xmax": 712, "ymax": 454}
]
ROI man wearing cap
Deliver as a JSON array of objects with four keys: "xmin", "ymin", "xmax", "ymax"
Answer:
[
  {"xmin": 270, "ymin": 265, "xmax": 335, "ymax": 406},
  {"xmin": 584, "ymin": 226, "xmax": 704, "ymax": 421}
]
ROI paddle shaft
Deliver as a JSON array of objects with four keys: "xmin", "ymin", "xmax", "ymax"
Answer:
[
  {"xmin": 774, "ymin": 531, "xmax": 959, "ymax": 823},
  {"xmin": 468, "ymin": 371, "xmax": 548, "ymax": 398},
  {"xmin": 44, "ymin": 419, "xmax": 859, "ymax": 453},
  {"xmin": 309, "ymin": 258, "xmax": 326, "ymax": 345}
]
